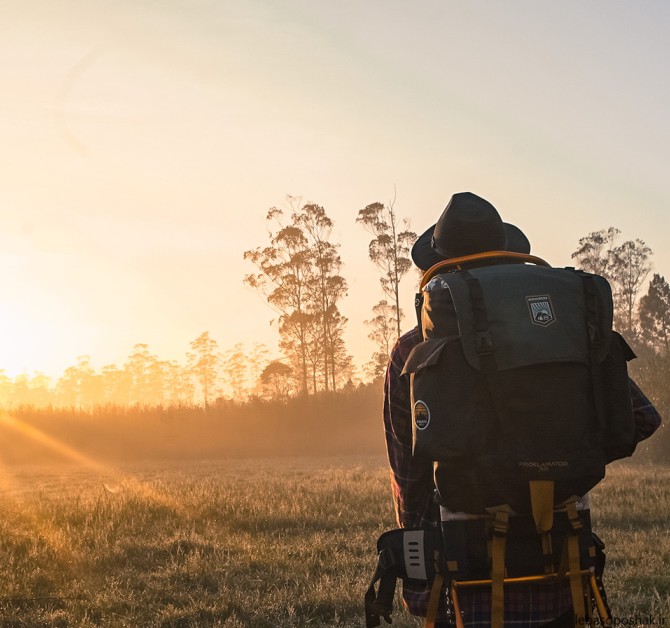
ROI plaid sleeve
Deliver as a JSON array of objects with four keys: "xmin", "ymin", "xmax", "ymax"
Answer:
[
  {"xmin": 629, "ymin": 377, "xmax": 662, "ymax": 442},
  {"xmin": 383, "ymin": 327, "xmax": 446, "ymax": 620},
  {"xmin": 383, "ymin": 327, "xmax": 439, "ymax": 530}
]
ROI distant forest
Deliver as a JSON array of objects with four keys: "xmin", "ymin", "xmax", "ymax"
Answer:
[{"xmin": 1, "ymin": 200, "xmax": 668, "ymax": 462}]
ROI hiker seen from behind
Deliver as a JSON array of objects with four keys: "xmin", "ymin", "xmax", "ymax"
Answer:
[{"xmin": 366, "ymin": 192, "xmax": 661, "ymax": 628}]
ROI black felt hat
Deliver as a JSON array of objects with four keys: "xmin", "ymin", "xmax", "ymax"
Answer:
[{"xmin": 411, "ymin": 192, "xmax": 531, "ymax": 271}]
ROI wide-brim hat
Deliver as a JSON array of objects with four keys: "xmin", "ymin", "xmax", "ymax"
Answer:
[{"xmin": 411, "ymin": 192, "xmax": 531, "ymax": 271}]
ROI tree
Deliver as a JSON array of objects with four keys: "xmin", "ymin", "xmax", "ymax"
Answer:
[
  {"xmin": 125, "ymin": 344, "xmax": 163, "ymax": 405},
  {"xmin": 245, "ymin": 206, "xmax": 313, "ymax": 394},
  {"xmin": 100, "ymin": 363, "xmax": 132, "ymax": 405},
  {"xmin": 188, "ymin": 332, "xmax": 220, "ymax": 408},
  {"xmin": 611, "ymin": 238, "xmax": 652, "ymax": 335},
  {"xmin": 222, "ymin": 343, "xmax": 247, "ymax": 400},
  {"xmin": 11, "ymin": 373, "xmax": 32, "ymax": 407},
  {"xmin": 357, "ymin": 194, "xmax": 416, "ymax": 340},
  {"xmin": 294, "ymin": 202, "xmax": 349, "ymax": 392},
  {"xmin": 326, "ymin": 310, "xmax": 354, "ymax": 390},
  {"xmin": 29, "ymin": 372, "xmax": 53, "ymax": 407},
  {"xmin": 572, "ymin": 228, "xmax": 652, "ymax": 335},
  {"xmin": 259, "ymin": 360, "xmax": 294, "ymax": 402},
  {"xmin": 0, "ymin": 370, "xmax": 12, "ymax": 408},
  {"xmin": 248, "ymin": 343, "xmax": 271, "ymax": 398},
  {"xmin": 76, "ymin": 355, "xmax": 105, "ymax": 407},
  {"xmin": 163, "ymin": 360, "xmax": 194, "ymax": 406},
  {"xmin": 571, "ymin": 227, "xmax": 620, "ymax": 277},
  {"xmin": 364, "ymin": 299, "xmax": 399, "ymax": 380},
  {"xmin": 639, "ymin": 274, "xmax": 670, "ymax": 354},
  {"xmin": 245, "ymin": 198, "xmax": 349, "ymax": 394},
  {"xmin": 56, "ymin": 355, "xmax": 100, "ymax": 408}
]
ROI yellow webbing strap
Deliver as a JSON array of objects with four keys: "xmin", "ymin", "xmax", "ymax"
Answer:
[
  {"xmin": 425, "ymin": 549, "xmax": 444, "ymax": 628},
  {"xmin": 585, "ymin": 581, "xmax": 594, "ymax": 624},
  {"xmin": 424, "ymin": 573, "xmax": 444, "ymax": 628},
  {"xmin": 540, "ymin": 533, "xmax": 554, "ymax": 573},
  {"xmin": 450, "ymin": 581, "xmax": 465, "ymax": 628},
  {"xmin": 529, "ymin": 480, "xmax": 555, "ymax": 532},
  {"xmin": 529, "ymin": 480, "xmax": 555, "ymax": 573},
  {"xmin": 566, "ymin": 501, "xmax": 586, "ymax": 623},
  {"xmin": 590, "ymin": 573, "xmax": 612, "ymax": 625},
  {"xmin": 491, "ymin": 509, "xmax": 509, "ymax": 628}
]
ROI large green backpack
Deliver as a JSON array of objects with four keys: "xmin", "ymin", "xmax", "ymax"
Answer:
[
  {"xmin": 399, "ymin": 253, "xmax": 635, "ymax": 627},
  {"xmin": 404, "ymin": 256, "xmax": 636, "ymax": 513}
]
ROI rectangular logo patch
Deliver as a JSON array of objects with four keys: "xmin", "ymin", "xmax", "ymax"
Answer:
[{"xmin": 527, "ymin": 295, "xmax": 555, "ymax": 326}]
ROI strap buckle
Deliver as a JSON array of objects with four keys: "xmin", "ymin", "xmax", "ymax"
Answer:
[
  {"xmin": 378, "ymin": 547, "xmax": 397, "ymax": 571},
  {"xmin": 476, "ymin": 331, "xmax": 494, "ymax": 356},
  {"xmin": 492, "ymin": 510, "xmax": 510, "ymax": 537}
]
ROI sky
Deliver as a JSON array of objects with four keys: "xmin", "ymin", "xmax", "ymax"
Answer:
[{"xmin": 1, "ymin": 0, "xmax": 669, "ymax": 380}]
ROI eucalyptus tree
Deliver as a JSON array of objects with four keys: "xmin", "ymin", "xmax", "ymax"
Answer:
[
  {"xmin": 259, "ymin": 360, "xmax": 294, "ymax": 402},
  {"xmin": 245, "ymin": 206, "xmax": 313, "ymax": 394},
  {"xmin": 639, "ymin": 274, "xmax": 670, "ymax": 354},
  {"xmin": 245, "ymin": 198, "xmax": 348, "ymax": 394},
  {"xmin": 222, "ymin": 343, "xmax": 248, "ymax": 401},
  {"xmin": 125, "ymin": 344, "xmax": 164, "ymax": 406},
  {"xmin": 364, "ymin": 299, "xmax": 399, "ymax": 380},
  {"xmin": 612, "ymin": 238, "xmax": 652, "ymax": 335},
  {"xmin": 187, "ymin": 331, "xmax": 220, "ymax": 408},
  {"xmin": 356, "ymin": 197, "xmax": 416, "ymax": 341},
  {"xmin": 571, "ymin": 227, "xmax": 621, "ymax": 277},
  {"xmin": 294, "ymin": 202, "xmax": 348, "ymax": 391},
  {"xmin": 572, "ymin": 227, "xmax": 652, "ymax": 335}
]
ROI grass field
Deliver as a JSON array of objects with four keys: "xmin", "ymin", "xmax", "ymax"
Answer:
[{"xmin": 0, "ymin": 457, "xmax": 668, "ymax": 627}]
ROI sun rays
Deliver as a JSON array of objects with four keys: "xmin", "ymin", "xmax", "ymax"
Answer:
[{"xmin": 0, "ymin": 411, "xmax": 188, "ymax": 523}]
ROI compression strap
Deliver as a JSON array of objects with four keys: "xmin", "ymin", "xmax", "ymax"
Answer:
[
  {"xmin": 566, "ymin": 501, "xmax": 587, "ymax": 624},
  {"xmin": 490, "ymin": 509, "xmax": 509, "ymax": 628}
]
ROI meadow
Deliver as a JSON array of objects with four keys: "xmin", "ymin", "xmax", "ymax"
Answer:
[{"xmin": 0, "ymin": 457, "xmax": 668, "ymax": 627}]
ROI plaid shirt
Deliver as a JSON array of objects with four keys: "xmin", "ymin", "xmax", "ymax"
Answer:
[{"xmin": 384, "ymin": 326, "xmax": 662, "ymax": 627}]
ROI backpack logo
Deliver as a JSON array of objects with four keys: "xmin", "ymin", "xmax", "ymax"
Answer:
[
  {"xmin": 527, "ymin": 295, "xmax": 555, "ymax": 326},
  {"xmin": 413, "ymin": 400, "xmax": 431, "ymax": 430}
]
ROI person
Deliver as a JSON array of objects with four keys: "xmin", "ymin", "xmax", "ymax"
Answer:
[{"xmin": 383, "ymin": 192, "xmax": 661, "ymax": 627}]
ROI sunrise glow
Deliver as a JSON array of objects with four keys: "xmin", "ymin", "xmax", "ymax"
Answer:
[{"xmin": 1, "ymin": 1, "xmax": 668, "ymax": 386}]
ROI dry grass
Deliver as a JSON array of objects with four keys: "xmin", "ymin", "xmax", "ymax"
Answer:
[{"xmin": 0, "ymin": 457, "xmax": 667, "ymax": 627}]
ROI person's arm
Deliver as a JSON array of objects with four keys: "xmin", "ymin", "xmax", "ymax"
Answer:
[
  {"xmin": 384, "ymin": 329, "xmax": 438, "ymax": 529},
  {"xmin": 629, "ymin": 377, "xmax": 662, "ymax": 443}
]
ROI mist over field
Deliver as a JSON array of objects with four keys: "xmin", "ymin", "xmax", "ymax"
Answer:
[{"xmin": 0, "ymin": 385, "xmax": 384, "ymax": 465}]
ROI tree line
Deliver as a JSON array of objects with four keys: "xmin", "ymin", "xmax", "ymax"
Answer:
[{"xmin": 0, "ymin": 333, "xmax": 271, "ymax": 409}]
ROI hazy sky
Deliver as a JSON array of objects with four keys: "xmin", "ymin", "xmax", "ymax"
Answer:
[{"xmin": 1, "ymin": 0, "xmax": 669, "ymax": 379}]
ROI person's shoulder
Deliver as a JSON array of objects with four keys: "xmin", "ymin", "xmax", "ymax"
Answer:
[
  {"xmin": 400, "ymin": 326, "xmax": 422, "ymax": 344},
  {"xmin": 392, "ymin": 327, "xmax": 422, "ymax": 358}
]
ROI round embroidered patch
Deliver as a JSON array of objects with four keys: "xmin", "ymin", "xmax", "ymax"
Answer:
[{"xmin": 413, "ymin": 400, "xmax": 431, "ymax": 430}]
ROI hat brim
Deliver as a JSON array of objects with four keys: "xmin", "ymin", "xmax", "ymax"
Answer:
[{"xmin": 411, "ymin": 222, "xmax": 531, "ymax": 272}]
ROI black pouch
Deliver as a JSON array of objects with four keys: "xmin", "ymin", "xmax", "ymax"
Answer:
[{"xmin": 365, "ymin": 526, "xmax": 446, "ymax": 628}]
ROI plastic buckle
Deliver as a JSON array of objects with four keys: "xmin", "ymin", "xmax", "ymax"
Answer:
[
  {"xmin": 476, "ymin": 331, "xmax": 494, "ymax": 355},
  {"xmin": 492, "ymin": 511, "xmax": 509, "ymax": 537}
]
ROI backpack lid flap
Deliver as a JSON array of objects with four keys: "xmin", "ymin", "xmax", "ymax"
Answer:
[
  {"xmin": 401, "ymin": 337, "xmax": 457, "ymax": 376},
  {"xmin": 431, "ymin": 265, "xmax": 613, "ymax": 371}
]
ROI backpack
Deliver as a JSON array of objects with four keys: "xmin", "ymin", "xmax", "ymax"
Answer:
[{"xmin": 366, "ymin": 252, "xmax": 634, "ymax": 628}]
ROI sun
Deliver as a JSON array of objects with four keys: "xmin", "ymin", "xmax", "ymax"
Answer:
[{"xmin": 0, "ymin": 300, "xmax": 69, "ymax": 379}]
